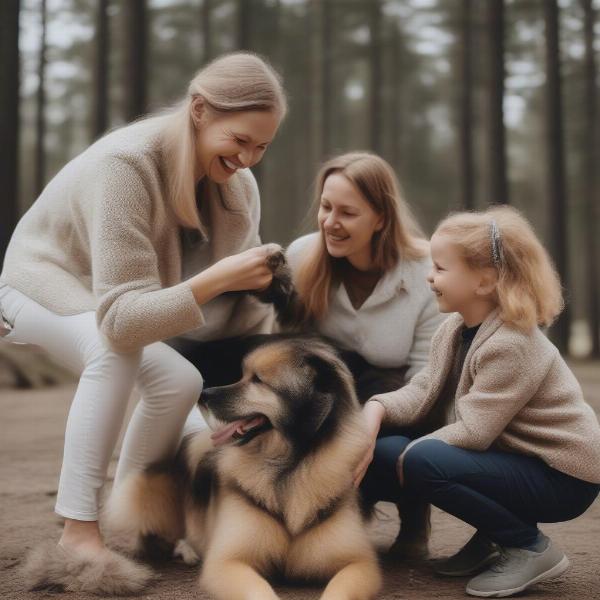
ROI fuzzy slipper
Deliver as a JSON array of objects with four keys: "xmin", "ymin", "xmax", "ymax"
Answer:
[{"xmin": 22, "ymin": 541, "xmax": 155, "ymax": 595}]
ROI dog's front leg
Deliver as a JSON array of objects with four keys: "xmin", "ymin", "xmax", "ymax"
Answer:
[
  {"xmin": 200, "ymin": 495, "xmax": 287, "ymax": 600},
  {"xmin": 320, "ymin": 559, "xmax": 382, "ymax": 600},
  {"xmin": 201, "ymin": 559, "xmax": 280, "ymax": 600}
]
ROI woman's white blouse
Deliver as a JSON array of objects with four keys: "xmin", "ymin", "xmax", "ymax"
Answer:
[{"xmin": 286, "ymin": 233, "xmax": 445, "ymax": 380}]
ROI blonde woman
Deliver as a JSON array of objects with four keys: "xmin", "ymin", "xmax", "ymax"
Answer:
[
  {"xmin": 359, "ymin": 206, "xmax": 600, "ymax": 597},
  {"xmin": 285, "ymin": 152, "xmax": 444, "ymax": 557},
  {"xmin": 0, "ymin": 52, "xmax": 286, "ymax": 593}
]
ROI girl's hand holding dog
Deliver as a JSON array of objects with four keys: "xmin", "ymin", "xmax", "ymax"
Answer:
[
  {"xmin": 353, "ymin": 400, "xmax": 385, "ymax": 487},
  {"xmin": 190, "ymin": 245, "xmax": 276, "ymax": 305}
]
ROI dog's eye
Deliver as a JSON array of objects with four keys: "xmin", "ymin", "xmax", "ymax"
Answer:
[{"xmin": 251, "ymin": 374, "xmax": 262, "ymax": 384}]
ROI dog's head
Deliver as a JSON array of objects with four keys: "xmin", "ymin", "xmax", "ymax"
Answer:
[{"xmin": 198, "ymin": 339, "xmax": 358, "ymax": 456}]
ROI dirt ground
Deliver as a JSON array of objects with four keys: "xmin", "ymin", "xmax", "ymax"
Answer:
[{"xmin": 1, "ymin": 361, "xmax": 600, "ymax": 600}]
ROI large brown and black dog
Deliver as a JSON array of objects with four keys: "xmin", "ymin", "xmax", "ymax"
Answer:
[{"xmin": 107, "ymin": 337, "xmax": 382, "ymax": 600}]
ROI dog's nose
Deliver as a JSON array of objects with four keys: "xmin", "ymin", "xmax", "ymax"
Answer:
[{"xmin": 199, "ymin": 386, "xmax": 218, "ymax": 407}]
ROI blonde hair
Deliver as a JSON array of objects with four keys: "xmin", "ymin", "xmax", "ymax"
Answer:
[
  {"xmin": 158, "ymin": 52, "xmax": 287, "ymax": 230},
  {"xmin": 435, "ymin": 206, "xmax": 564, "ymax": 331},
  {"xmin": 295, "ymin": 152, "xmax": 427, "ymax": 322}
]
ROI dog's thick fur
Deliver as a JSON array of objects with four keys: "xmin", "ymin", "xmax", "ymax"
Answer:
[{"xmin": 106, "ymin": 338, "xmax": 381, "ymax": 600}]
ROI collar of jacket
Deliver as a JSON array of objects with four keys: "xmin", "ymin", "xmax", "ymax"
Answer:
[
  {"xmin": 337, "ymin": 259, "xmax": 409, "ymax": 311},
  {"xmin": 445, "ymin": 307, "xmax": 504, "ymax": 354}
]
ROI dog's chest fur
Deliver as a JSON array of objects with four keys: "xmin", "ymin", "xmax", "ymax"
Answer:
[{"xmin": 215, "ymin": 417, "xmax": 365, "ymax": 537}]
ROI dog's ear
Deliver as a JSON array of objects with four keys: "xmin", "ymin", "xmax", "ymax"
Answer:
[
  {"xmin": 301, "ymin": 390, "xmax": 335, "ymax": 437},
  {"xmin": 296, "ymin": 351, "xmax": 356, "ymax": 438}
]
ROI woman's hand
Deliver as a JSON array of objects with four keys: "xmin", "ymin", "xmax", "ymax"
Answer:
[
  {"xmin": 190, "ymin": 245, "xmax": 277, "ymax": 305},
  {"xmin": 353, "ymin": 400, "xmax": 385, "ymax": 488},
  {"xmin": 212, "ymin": 245, "xmax": 277, "ymax": 293}
]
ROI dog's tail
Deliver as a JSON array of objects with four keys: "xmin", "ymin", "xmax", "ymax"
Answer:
[{"xmin": 104, "ymin": 464, "xmax": 185, "ymax": 559}]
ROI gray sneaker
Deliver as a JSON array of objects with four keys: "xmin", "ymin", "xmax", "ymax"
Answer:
[
  {"xmin": 434, "ymin": 531, "xmax": 501, "ymax": 577},
  {"xmin": 465, "ymin": 540, "xmax": 570, "ymax": 597}
]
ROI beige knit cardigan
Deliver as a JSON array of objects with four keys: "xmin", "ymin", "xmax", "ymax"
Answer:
[
  {"xmin": 372, "ymin": 309, "xmax": 600, "ymax": 483},
  {"xmin": 1, "ymin": 118, "xmax": 265, "ymax": 353}
]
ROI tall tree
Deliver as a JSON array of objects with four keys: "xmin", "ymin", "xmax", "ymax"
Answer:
[
  {"xmin": 388, "ymin": 20, "xmax": 402, "ymax": 170},
  {"xmin": 35, "ymin": 0, "xmax": 48, "ymax": 197},
  {"xmin": 321, "ymin": 0, "xmax": 333, "ymax": 158},
  {"xmin": 0, "ymin": 0, "xmax": 20, "ymax": 267},
  {"xmin": 91, "ymin": 0, "xmax": 109, "ymax": 139},
  {"xmin": 544, "ymin": 0, "xmax": 570, "ymax": 354},
  {"xmin": 308, "ymin": 0, "xmax": 323, "ymax": 165},
  {"xmin": 122, "ymin": 0, "xmax": 147, "ymax": 122},
  {"xmin": 582, "ymin": 0, "xmax": 599, "ymax": 357},
  {"xmin": 202, "ymin": 0, "xmax": 212, "ymax": 64},
  {"xmin": 459, "ymin": 0, "xmax": 475, "ymax": 209},
  {"xmin": 487, "ymin": 0, "xmax": 508, "ymax": 205},
  {"xmin": 237, "ymin": 0, "xmax": 251, "ymax": 51},
  {"xmin": 368, "ymin": 0, "xmax": 383, "ymax": 153}
]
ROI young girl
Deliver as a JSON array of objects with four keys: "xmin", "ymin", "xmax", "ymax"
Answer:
[{"xmin": 357, "ymin": 205, "xmax": 600, "ymax": 597}]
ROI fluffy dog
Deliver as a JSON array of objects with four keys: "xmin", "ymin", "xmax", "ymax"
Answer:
[{"xmin": 106, "ymin": 338, "xmax": 382, "ymax": 600}]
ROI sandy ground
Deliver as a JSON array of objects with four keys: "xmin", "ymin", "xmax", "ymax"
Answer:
[{"xmin": 1, "ymin": 360, "xmax": 600, "ymax": 599}]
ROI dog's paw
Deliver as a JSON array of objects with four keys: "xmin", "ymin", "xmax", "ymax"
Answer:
[
  {"xmin": 253, "ymin": 244, "xmax": 294, "ymax": 305},
  {"xmin": 174, "ymin": 539, "xmax": 201, "ymax": 565},
  {"xmin": 263, "ymin": 243, "xmax": 285, "ymax": 273}
]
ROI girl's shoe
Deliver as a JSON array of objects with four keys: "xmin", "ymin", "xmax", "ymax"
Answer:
[
  {"xmin": 465, "ymin": 540, "xmax": 569, "ymax": 597},
  {"xmin": 434, "ymin": 530, "xmax": 501, "ymax": 577}
]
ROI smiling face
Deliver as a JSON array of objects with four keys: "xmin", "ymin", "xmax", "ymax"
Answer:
[
  {"xmin": 428, "ymin": 232, "xmax": 498, "ymax": 325},
  {"xmin": 317, "ymin": 173, "xmax": 384, "ymax": 271},
  {"xmin": 193, "ymin": 102, "xmax": 280, "ymax": 183}
]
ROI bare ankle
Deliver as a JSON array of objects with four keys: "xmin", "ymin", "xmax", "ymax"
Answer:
[{"xmin": 59, "ymin": 519, "xmax": 105, "ymax": 554}]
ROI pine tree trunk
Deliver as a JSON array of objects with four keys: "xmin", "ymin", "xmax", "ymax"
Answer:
[
  {"xmin": 368, "ymin": 0, "xmax": 383, "ymax": 153},
  {"xmin": 487, "ymin": 0, "xmax": 508, "ymax": 205},
  {"xmin": 122, "ymin": 0, "xmax": 147, "ymax": 122},
  {"xmin": 202, "ymin": 0, "xmax": 212, "ymax": 63},
  {"xmin": 237, "ymin": 0, "xmax": 251, "ymax": 50},
  {"xmin": 459, "ymin": 0, "xmax": 475, "ymax": 210},
  {"xmin": 321, "ymin": 0, "xmax": 333, "ymax": 158},
  {"xmin": 34, "ymin": 0, "xmax": 47, "ymax": 197},
  {"xmin": 582, "ymin": 0, "xmax": 599, "ymax": 357},
  {"xmin": 388, "ymin": 22, "xmax": 402, "ymax": 170},
  {"xmin": 0, "ymin": 0, "xmax": 20, "ymax": 267},
  {"xmin": 544, "ymin": 0, "xmax": 570, "ymax": 354},
  {"xmin": 91, "ymin": 0, "xmax": 109, "ymax": 140}
]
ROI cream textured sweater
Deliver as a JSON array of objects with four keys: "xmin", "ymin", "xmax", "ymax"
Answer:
[
  {"xmin": 1, "ymin": 117, "xmax": 269, "ymax": 353},
  {"xmin": 286, "ymin": 233, "xmax": 444, "ymax": 380},
  {"xmin": 372, "ymin": 309, "xmax": 600, "ymax": 483}
]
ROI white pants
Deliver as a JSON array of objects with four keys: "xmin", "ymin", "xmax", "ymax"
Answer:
[{"xmin": 0, "ymin": 283, "xmax": 207, "ymax": 520}]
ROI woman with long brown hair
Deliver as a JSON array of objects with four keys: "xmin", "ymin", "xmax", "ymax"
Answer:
[{"xmin": 286, "ymin": 152, "xmax": 444, "ymax": 558}]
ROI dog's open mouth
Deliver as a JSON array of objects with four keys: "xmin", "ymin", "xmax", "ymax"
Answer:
[{"xmin": 210, "ymin": 414, "xmax": 272, "ymax": 446}]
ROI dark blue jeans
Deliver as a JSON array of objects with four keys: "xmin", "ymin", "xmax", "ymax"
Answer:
[{"xmin": 361, "ymin": 436, "xmax": 600, "ymax": 549}]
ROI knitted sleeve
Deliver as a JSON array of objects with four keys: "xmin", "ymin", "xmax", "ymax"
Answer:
[
  {"xmin": 371, "ymin": 362, "xmax": 434, "ymax": 427},
  {"xmin": 92, "ymin": 158, "xmax": 204, "ymax": 352}
]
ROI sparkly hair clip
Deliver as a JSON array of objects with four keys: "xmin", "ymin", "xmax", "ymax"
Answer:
[{"xmin": 490, "ymin": 219, "xmax": 503, "ymax": 268}]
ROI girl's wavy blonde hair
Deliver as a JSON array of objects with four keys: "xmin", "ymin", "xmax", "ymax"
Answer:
[
  {"xmin": 435, "ymin": 205, "xmax": 564, "ymax": 331},
  {"xmin": 158, "ymin": 52, "xmax": 287, "ymax": 230},
  {"xmin": 294, "ymin": 152, "xmax": 427, "ymax": 322}
]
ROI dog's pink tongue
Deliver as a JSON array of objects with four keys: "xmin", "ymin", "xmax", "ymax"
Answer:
[{"xmin": 211, "ymin": 416, "xmax": 265, "ymax": 446}]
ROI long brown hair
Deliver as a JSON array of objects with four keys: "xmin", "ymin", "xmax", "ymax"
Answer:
[{"xmin": 294, "ymin": 152, "xmax": 427, "ymax": 322}]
